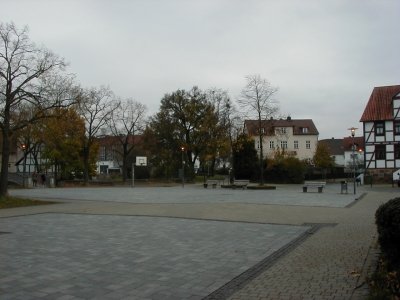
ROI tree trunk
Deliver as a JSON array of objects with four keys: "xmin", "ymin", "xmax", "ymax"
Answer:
[
  {"xmin": 210, "ymin": 157, "xmax": 216, "ymax": 177},
  {"xmin": 122, "ymin": 155, "xmax": 128, "ymax": 182},
  {"xmin": 0, "ymin": 129, "xmax": 11, "ymax": 198},
  {"xmin": 258, "ymin": 115, "xmax": 264, "ymax": 185},
  {"xmin": 83, "ymin": 144, "xmax": 90, "ymax": 184}
]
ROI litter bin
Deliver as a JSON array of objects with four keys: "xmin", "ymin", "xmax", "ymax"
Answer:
[{"xmin": 341, "ymin": 181, "xmax": 348, "ymax": 194}]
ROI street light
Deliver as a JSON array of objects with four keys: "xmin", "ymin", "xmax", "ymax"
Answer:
[
  {"xmin": 181, "ymin": 146, "xmax": 185, "ymax": 188},
  {"xmin": 21, "ymin": 144, "xmax": 27, "ymax": 187},
  {"xmin": 348, "ymin": 127, "xmax": 358, "ymax": 195}
]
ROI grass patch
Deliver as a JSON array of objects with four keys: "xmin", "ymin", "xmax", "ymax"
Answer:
[{"xmin": 0, "ymin": 196, "xmax": 56, "ymax": 209}]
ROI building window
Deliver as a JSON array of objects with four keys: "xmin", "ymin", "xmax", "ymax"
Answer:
[
  {"xmin": 100, "ymin": 146, "xmax": 106, "ymax": 161},
  {"xmin": 394, "ymin": 121, "xmax": 400, "ymax": 135},
  {"xmin": 395, "ymin": 144, "xmax": 400, "ymax": 159},
  {"xmin": 302, "ymin": 127, "xmax": 309, "ymax": 134},
  {"xmin": 108, "ymin": 146, "xmax": 116, "ymax": 160},
  {"xmin": 100, "ymin": 165, "xmax": 108, "ymax": 174},
  {"xmin": 375, "ymin": 145, "xmax": 386, "ymax": 160},
  {"xmin": 269, "ymin": 141, "xmax": 275, "ymax": 149},
  {"xmin": 281, "ymin": 141, "xmax": 288, "ymax": 149},
  {"xmin": 375, "ymin": 122, "xmax": 385, "ymax": 136},
  {"xmin": 306, "ymin": 141, "xmax": 311, "ymax": 149},
  {"xmin": 275, "ymin": 127, "xmax": 287, "ymax": 135},
  {"xmin": 294, "ymin": 141, "xmax": 299, "ymax": 149}
]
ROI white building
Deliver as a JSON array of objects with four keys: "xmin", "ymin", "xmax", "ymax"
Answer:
[
  {"xmin": 319, "ymin": 137, "xmax": 364, "ymax": 171},
  {"xmin": 244, "ymin": 117, "xmax": 319, "ymax": 161}
]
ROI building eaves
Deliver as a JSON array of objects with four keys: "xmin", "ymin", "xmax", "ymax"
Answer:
[
  {"xmin": 360, "ymin": 85, "xmax": 400, "ymax": 122},
  {"xmin": 244, "ymin": 119, "xmax": 319, "ymax": 136}
]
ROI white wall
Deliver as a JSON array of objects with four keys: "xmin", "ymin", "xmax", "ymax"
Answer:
[{"xmin": 252, "ymin": 127, "xmax": 317, "ymax": 160}]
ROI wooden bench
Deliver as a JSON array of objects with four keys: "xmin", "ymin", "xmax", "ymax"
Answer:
[
  {"xmin": 303, "ymin": 181, "xmax": 326, "ymax": 193},
  {"xmin": 233, "ymin": 179, "xmax": 250, "ymax": 189},
  {"xmin": 205, "ymin": 179, "xmax": 219, "ymax": 188}
]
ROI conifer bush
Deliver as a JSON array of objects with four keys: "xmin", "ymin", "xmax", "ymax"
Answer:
[{"xmin": 375, "ymin": 197, "xmax": 400, "ymax": 269}]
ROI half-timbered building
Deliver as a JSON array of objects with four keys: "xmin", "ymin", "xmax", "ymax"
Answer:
[{"xmin": 360, "ymin": 85, "xmax": 400, "ymax": 180}]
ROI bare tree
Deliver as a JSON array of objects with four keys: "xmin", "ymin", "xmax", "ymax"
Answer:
[
  {"xmin": 79, "ymin": 86, "xmax": 118, "ymax": 183},
  {"xmin": 109, "ymin": 98, "xmax": 147, "ymax": 182},
  {"xmin": 238, "ymin": 74, "xmax": 279, "ymax": 185},
  {"xmin": 0, "ymin": 22, "xmax": 76, "ymax": 197},
  {"xmin": 223, "ymin": 98, "xmax": 242, "ymax": 182}
]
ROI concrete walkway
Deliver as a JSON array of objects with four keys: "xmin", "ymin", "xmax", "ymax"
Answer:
[{"xmin": 0, "ymin": 184, "xmax": 393, "ymax": 299}]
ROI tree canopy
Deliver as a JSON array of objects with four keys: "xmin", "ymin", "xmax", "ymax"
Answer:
[
  {"xmin": 145, "ymin": 87, "xmax": 221, "ymax": 179},
  {"xmin": 0, "ymin": 22, "xmax": 77, "ymax": 197}
]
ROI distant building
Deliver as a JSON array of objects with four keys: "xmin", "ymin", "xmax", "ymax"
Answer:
[
  {"xmin": 360, "ymin": 85, "xmax": 400, "ymax": 180},
  {"xmin": 95, "ymin": 135, "xmax": 144, "ymax": 175},
  {"xmin": 318, "ymin": 138, "xmax": 345, "ymax": 166},
  {"xmin": 319, "ymin": 137, "xmax": 364, "ymax": 172},
  {"xmin": 244, "ymin": 117, "xmax": 319, "ymax": 161}
]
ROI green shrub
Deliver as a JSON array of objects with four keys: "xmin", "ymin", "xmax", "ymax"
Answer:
[
  {"xmin": 265, "ymin": 156, "xmax": 305, "ymax": 184},
  {"xmin": 375, "ymin": 197, "xmax": 400, "ymax": 270}
]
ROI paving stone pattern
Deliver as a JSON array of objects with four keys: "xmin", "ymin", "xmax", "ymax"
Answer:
[
  {"xmin": 0, "ymin": 214, "xmax": 309, "ymax": 299},
  {"xmin": 10, "ymin": 184, "xmax": 356, "ymax": 208},
  {"xmin": 228, "ymin": 192, "xmax": 385, "ymax": 300},
  {"xmin": 2, "ymin": 185, "xmax": 393, "ymax": 299}
]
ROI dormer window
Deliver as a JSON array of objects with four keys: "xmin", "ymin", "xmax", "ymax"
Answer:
[
  {"xmin": 301, "ymin": 127, "xmax": 309, "ymax": 134},
  {"xmin": 275, "ymin": 127, "xmax": 287, "ymax": 135}
]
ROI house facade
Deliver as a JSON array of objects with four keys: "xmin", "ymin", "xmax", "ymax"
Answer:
[
  {"xmin": 244, "ymin": 117, "xmax": 319, "ymax": 161},
  {"xmin": 360, "ymin": 85, "xmax": 400, "ymax": 180},
  {"xmin": 342, "ymin": 137, "xmax": 365, "ymax": 173},
  {"xmin": 318, "ymin": 138, "xmax": 345, "ymax": 167},
  {"xmin": 319, "ymin": 137, "xmax": 364, "ymax": 171},
  {"xmin": 95, "ymin": 135, "xmax": 144, "ymax": 175}
]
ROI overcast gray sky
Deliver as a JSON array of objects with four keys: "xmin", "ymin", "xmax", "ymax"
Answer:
[{"xmin": 1, "ymin": 0, "xmax": 399, "ymax": 139}]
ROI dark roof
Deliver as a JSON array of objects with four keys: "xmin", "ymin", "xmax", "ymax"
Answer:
[
  {"xmin": 342, "ymin": 136, "xmax": 365, "ymax": 152},
  {"xmin": 244, "ymin": 118, "xmax": 319, "ymax": 136},
  {"xmin": 318, "ymin": 138, "xmax": 344, "ymax": 155},
  {"xmin": 318, "ymin": 137, "xmax": 365, "ymax": 155},
  {"xmin": 360, "ymin": 85, "xmax": 400, "ymax": 122}
]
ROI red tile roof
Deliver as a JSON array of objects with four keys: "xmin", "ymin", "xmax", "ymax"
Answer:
[
  {"xmin": 360, "ymin": 85, "xmax": 400, "ymax": 122},
  {"xmin": 244, "ymin": 118, "xmax": 319, "ymax": 136}
]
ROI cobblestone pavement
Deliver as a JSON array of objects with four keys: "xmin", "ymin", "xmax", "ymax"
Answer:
[
  {"xmin": 228, "ymin": 191, "xmax": 385, "ymax": 300},
  {"xmin": 0, "ymin": 214, "xmax": 309, "ymax": 299},
  {"xmin": 1, "ymin": 184, "xmax": 394, "ymax": 299},
  {"xmin": 10, "ymin": 183, "xmax": 356, "ymax": 207}
]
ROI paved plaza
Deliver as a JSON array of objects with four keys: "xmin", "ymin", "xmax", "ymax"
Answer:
[
  {"xmin": 0, "ymin": 183, "xmax": 394, "ymax": 299},
  {"xmin": 10, "ymin": 183, "xmax": 357, "ymax": 207}
]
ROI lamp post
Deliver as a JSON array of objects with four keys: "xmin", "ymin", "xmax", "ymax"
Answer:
[
  {"xmin": 132, "ymin": 162, "xmax": 135, "ymax": 187},
  {"xmin": 181, "ymin": 146, "xmax": 185, "ymax": 188},
  {"xmin": 21, "ymin": 144, "xmax": 27, "ymax": 187},
  {"xmin": 348, "ymin": 127, "xmax": 358, "ymax": 195}
]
